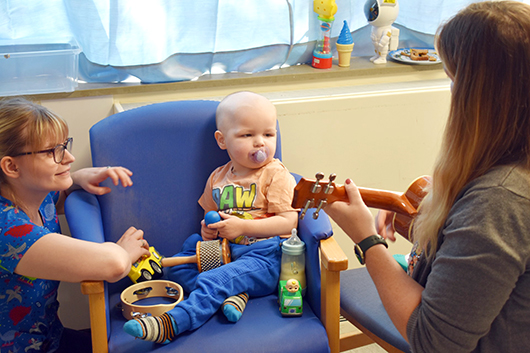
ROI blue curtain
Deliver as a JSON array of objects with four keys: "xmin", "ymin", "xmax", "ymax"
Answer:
[{"xmin": 1, "ymin": 0, "xmax": 528, "ymax": 84}]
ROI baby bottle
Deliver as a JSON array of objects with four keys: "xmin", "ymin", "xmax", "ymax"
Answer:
[{"xmin": 280, "ymin": 229, "xmax": 306, "ymax": 296}]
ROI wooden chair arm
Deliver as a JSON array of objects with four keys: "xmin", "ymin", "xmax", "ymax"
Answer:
[
  {"xmin": 320, "ymin": 236, "xmax": 349, "ymax": 272},
  {"xmin": 320, "ymin": 236, "xmax": 348, "ymax": 353},
  {"xmin": 81, "ymin": 281, "xmax": 108, "ymax": 353}
]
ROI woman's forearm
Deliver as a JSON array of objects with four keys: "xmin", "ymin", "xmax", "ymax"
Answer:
[{"xmin": 364, "ymin": 244, "xmax": 423, "ymax": 341}]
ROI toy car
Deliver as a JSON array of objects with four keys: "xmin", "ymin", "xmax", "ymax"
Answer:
[
  {"xmin": 278, "ymin": 279, "xmax": 303, "ymax": 316},
  {"xmin": 128, "ymin": 246, "xmax": 164, "ymax": 283}
]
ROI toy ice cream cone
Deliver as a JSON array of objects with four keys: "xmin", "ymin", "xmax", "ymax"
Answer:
[
  {"xmin": 336, "ymin": 43, "xmax": 354, "ymax": 67},
  {"xmin": 336, "ymin": 20, "xmax": 354, "ymax": 67}
]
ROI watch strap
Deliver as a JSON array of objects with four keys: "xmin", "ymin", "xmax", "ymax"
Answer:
[{"xmin": 354, "ymin": 235, "xmax": 388, "ymax": 265}]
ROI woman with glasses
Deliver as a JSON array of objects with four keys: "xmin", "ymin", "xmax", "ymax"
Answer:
[{"xmin": 0, "ymin": 98, "xmax": 150, "ymax": 353}]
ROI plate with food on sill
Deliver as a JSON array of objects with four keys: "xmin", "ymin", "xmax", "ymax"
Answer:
[{"xmin": 389, "ymin": 48, "xmax": 442, "ymax": 65}]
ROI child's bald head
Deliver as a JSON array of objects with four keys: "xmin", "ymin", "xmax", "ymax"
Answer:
[{"xmin": 215, "ymin": 91, "xmax": 276, "ymax": 133}]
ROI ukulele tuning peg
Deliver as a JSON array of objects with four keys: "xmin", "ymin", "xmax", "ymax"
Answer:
[
  {"xmin": 325, "ymin": 173, "xmax": 336, "ymax": 194},
  {"xmin": 313, "ymin": 199, "xmax": 327, "ymax": 219},
  {"xmin": 312, "ymin": 172, "xmax": 324, "ymax": 194},
  {"xmin": 300, "ymin": 199, "xmax": 314, "ymax": 220}
]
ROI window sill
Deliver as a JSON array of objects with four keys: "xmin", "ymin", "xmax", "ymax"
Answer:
[{"xmin": 18, "ymin": 56, "xmax": 446, "ymax": 102}]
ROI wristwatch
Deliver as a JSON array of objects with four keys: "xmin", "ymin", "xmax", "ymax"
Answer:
[{"xmin": 354, "ymin": 235, "xmax": 388, "ymax": 265}]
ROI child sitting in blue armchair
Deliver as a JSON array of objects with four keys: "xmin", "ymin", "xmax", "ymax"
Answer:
[{"xmin": 124, "ymin": 91, "xmax": 298, "ymax": 343}]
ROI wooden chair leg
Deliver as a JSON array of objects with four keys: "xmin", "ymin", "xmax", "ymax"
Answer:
[
  {"xmin": 320, "ymin": 237, "xmax": 348, "ymax": 353},
  {"xmin": 340, "ymin": 331, "xmax": 374, "ymax": 352},
  {"xmin": 341, "ymin": 309, "xmax": 406, "ymax": 353},
  {"xmin": 81, "ymin": 281, "xmax": 108, "ymax": 353}
]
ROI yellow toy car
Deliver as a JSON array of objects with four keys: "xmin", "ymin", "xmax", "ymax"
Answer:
[{"xmin": 128, "ymin": 246, "xmax": 164, "ymax": 283}]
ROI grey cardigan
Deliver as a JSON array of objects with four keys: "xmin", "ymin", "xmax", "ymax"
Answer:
[{"xmin": 407, "ymin": 164, "xmax": 530, "ymax": 353}]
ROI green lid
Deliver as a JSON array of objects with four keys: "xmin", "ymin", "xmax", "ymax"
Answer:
[{"xmin": 282, "ymin": 241, "xmax": 306, "ymax": 255}]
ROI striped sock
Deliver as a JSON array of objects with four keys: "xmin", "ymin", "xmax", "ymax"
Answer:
[
  {"xmin": 123, "ymin": 313, "xmax": 177, "ymax": 344},
  {"xmin": 222, "ymin": 292, "xmax": 249, "ymax": 322}
]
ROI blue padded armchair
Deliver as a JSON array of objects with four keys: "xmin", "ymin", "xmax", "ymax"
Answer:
[
  {"xmin": 64, "ymin": 100, "xmax": 348, "ymax": 353},
  {"xmin": 339, "ymin": 268, "xmax": 411, "ymax": 353}
]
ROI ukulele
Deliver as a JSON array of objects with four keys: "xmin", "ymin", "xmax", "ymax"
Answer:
[{"xmin": 291, "ymin": 173, "xmax": 431, "ymax": 240}]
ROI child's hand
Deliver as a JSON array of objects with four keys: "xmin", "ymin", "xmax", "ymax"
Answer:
[
  {"xmin": 116, "ymin": 226, "xmax": 150, "ymax": 264},
  {"xmin": 201, "ymin": 220, "xmax": 219, "ymax": 241},
  {"xmin": 71, "ymin": 166, "xmax": 133, "ymax": 195},
  {"xmin": 207, "ymin": 213, "xmax": 245, "ymax": 242}
]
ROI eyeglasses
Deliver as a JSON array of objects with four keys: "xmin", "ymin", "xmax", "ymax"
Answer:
[{"xmin": 13, "ymin": 137, "xmax": 73, "ymax": 164}]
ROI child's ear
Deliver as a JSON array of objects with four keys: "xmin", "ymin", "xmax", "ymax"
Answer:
[
  {"xmin": 214, "ymin": 130, "xmax": 227, "ymax": 150},
  {"xmin": 0, "ymin": 157, "xmax": 20, "ymax": 179}
]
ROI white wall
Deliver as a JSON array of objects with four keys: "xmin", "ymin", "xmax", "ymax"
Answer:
[
  {"xmin": 276, "ymin": 82, "xmax": 450, "ymax": 268},
  {"xmin": 41, "ymin": 76, "xmax": 451, "ymax": 329}
]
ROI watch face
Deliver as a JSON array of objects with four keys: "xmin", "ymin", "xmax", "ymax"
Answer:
[{"xmin": 354, "ymin": 243, "xmax": 365, "ymax": 265}]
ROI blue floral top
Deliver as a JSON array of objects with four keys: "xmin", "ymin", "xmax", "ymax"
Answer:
[{"xmin": 0, "ymin": 192, "xmax": 63, "ymax": 353}]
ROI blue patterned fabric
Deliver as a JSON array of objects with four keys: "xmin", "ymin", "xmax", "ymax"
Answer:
[{"xmin": 0, "ymin": 192, "xmax": 63, "ymax": 353}]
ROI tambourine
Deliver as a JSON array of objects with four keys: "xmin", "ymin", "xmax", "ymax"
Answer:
[
  {"xmin": 121, "ymin": 280, "xmax": 184, "ymax": 320},
  {"xmin": 161, "ymin": 238, "xmax": 231, "ymax": 272}
]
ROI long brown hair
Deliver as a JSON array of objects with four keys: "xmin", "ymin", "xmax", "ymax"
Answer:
[{"xmin": 413, "ymin": 1, "xmax": 530, "ymax": 259}]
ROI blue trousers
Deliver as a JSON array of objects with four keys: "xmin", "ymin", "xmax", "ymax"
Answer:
[{"xmin": 165, "ymin": 233, "xmax": 281, "ymax": 334}]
